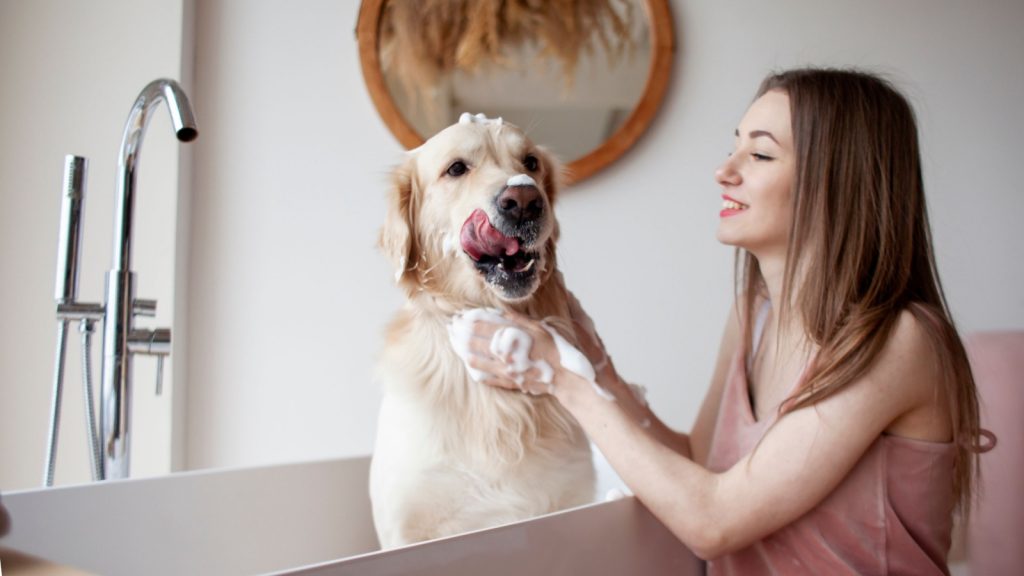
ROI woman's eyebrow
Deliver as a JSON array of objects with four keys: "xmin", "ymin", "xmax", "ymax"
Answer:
[{"xmin": 734, "ymin": 128, "xmax": 780, "ymax": 145}]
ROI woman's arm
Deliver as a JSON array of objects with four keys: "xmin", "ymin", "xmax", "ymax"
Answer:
[
  {"xmin": 562, "ymin": 293, "xmax": 689, "ymax": 458},
  {"xmin": 468, "ymin": 309, "xmax": 942, "ymax": 559},
  {"xmin": 561, "ymin": 294, "xmax": 739, "ymax": 462},
  {"xmin": 687, "ymin": 303, "xmax": 741, "ymax": 466}
]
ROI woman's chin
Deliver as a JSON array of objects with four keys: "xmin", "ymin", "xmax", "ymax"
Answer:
[{"xmin": 715, "ymin": 229, "xmax": 740, "ymax": 248}]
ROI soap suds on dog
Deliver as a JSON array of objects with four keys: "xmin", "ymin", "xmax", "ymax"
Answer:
[
  {"xmin": 448, "ymin": 308, "xmax": 615, "ymax": 399},
  {"xmin": 459, "ymin": 112, "xmax": 503, "ymax": 126}
]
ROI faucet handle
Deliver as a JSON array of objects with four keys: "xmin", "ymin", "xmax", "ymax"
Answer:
[
  {"xmin": 133, "ymin": 299, "xmax": 157, "ymax": 317},
  {"xmin": 127, "ymin": 328, "xmax": 171, "ymax": 396},
  {"xmin": 127, "ymin": 327, "xmax": 170, "ymax": 354}
]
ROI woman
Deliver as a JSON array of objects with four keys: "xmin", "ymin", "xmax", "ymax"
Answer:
[{"xmin": 463, "ymin": 68, "xmax": 990, "ymax": 573}]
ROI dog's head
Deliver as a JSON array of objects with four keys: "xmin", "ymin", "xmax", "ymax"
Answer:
[{"xmin": 382, "ymin": 113, "xmax": 562, "ymax": 304}]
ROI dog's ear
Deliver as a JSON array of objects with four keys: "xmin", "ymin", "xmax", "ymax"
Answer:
[
  {"xmin": 538, "ymin": 146, "xmax": 563, "ymax": 247},
  {"xmin": 537, "ymin": 146, "xmax": 564, "ymax": 207},
  {"xmin": 380, "ymin": 155, "xmax": 419, "ymax": 288}
]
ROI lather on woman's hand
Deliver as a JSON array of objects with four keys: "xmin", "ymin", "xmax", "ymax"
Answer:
[
  {"xmin": 453, "ymin": 289, "xmax": 613, "ymax": 398},
  {"xmin": 462, "ymin": 308, "xmax": 567, "ymax": 395}
]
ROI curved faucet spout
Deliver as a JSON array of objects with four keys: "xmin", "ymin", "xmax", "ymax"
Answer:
[
  {"xmin": 114, "ymin": 78, "xmax": 198, "ymax": 272},
  {"xmin": 101, "ymin": 78, "xmax": 197, "ymax": 480}
]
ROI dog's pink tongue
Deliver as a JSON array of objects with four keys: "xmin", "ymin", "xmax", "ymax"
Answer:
[{"xmin": 460, "ymin": 209, "xmax": 519, "ymax": 260}]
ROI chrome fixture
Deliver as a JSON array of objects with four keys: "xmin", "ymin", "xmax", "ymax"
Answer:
[{"xmin": 45, "ymin": 79, "xmax": 197, "ymax": 485}]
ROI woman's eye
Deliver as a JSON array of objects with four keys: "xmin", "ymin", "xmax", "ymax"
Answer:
[
  {"xmin": 752, "ymin": 153, "xmax": 774, "ymax": 161},
  {"xmin": 446, "ymin": 161, "xmax": 468, "ymax": 177},
  {"xmin": 523, "ymin": 154, "xmax": 539, "ymax": 172}
]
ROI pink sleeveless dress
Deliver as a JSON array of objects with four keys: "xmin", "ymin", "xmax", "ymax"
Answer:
[{"xmin": 705, "ymin": 310, "xmax": 956, "ymax": 575}]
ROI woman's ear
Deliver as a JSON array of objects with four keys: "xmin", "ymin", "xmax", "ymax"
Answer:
[{"xmin": 380, "ymin": 156, "xmax": 419, "ymax": 287}]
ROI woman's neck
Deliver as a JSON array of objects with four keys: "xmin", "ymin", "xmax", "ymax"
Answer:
[
  {"xmin": 758, "ymin": 254, "xmax": 786, "ymax": 311},
  {"xmin": 756, "ymin": 253, "xmax": 806, "ymax": 341}
]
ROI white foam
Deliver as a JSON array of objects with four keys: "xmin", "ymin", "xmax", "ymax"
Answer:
[
  {"xmin": 458, "ymin": 112, "xmax": 503, "ymax": 126},
  {"xmin": 394, "ymin": 256, "xmax": 406, "ymax": 283},
  {"xmin": 448, "ymin": 308, "xmax": 615, "ymax": 399},
  {"xmin": 605, "ymin": 488, "xmax": 627, "ymax": 501},
  {"xmin": 441, "ymin": 233, "xmax": 459, "ymax": 257},
  {"xmin": 506, "ymin": 174, "xmax": 537, "ymax": 188},
  {"xmin": 447, "ymin": 308, "xmax": 507, "ymax": 383},
  {"xmin": 491, "ymin": 326, "xmax": 554, "ymax": 394},
  {"xmin": 543, "ymin": 325, "xmax": 614, "ymax": 400}
]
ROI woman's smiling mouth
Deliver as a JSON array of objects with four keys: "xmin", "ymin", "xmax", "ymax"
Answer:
[{"xmin": 721, "ymin": 195, "xmax": 749, "ymax": 217}]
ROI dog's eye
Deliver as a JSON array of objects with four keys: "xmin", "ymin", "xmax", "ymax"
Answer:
[
  {"xmin": 523, "ymin": 154, "xmax": 539, "ymax": 172},
  {"xmin": 446, "ymin": 161, "xmax": 468, "ymax": 177}
]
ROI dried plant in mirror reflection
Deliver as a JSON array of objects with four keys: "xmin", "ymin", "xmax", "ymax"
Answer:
[{"xmin": 379, "ymin": 0, "xmax": 637, "ymax": 103}]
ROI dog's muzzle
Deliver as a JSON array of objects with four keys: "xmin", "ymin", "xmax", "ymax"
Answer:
[
  {"xmin": 497, "ymin": 182, "xmax": 543, "ymax": 223},
  {"xmin": 494, "ymin": 181, "xmax": 545, "ymax": 245},
  {"xmin": 459, "ymin": 208, "xmax": 543, "ymax": 299}
]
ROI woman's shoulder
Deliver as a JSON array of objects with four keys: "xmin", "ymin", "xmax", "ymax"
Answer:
[
  {"xmin": 872, "ymin": 306, "xmax": 953, "ymax": 441},
  {"xmin": 867, "ymin": 308, "xmax": 941, "ymax": 390},
  {"xmin": 889, "ymin": 307, "xmax": 936, "ymax": 355}
]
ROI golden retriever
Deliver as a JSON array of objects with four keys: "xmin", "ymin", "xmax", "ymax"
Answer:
[{"xmin": 369, "ymin": 113, "xmax": 595, "ymax": 549}]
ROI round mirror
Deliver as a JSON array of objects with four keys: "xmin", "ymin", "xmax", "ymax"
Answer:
[{"xmin": 357, "ymin": 0, "xmax": 675, "ymax": 184}]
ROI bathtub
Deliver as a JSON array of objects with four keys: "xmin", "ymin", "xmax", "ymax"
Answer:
[{"xmin": 0, "ymin": 454, "xmax": 701, "ymax": 575}]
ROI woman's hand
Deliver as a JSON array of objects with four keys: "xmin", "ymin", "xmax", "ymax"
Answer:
[
  {"xmin": 461, "ymin": 309, "xmax": 575, "ymax": 396},
  {"xmin": 449, "ymin": 292, "xmax": 617, "ymax": 400},
  {"xmin": 566, "ymin": 290, "xmax": 612, "ymax": 375}
]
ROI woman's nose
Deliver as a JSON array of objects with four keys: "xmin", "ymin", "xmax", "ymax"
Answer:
[{"xmin": 715, "ymin": 157, "xmax": 741, "ymax": 186}]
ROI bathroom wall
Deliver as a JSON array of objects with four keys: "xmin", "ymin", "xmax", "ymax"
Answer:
[
  {"xmin": 183, "ymin": 0, "xmax": 1024, "ymax": 472},
  {"xmin": 2, "ymin": 0, "xmax": 1022, "ymax": 491},
  {"xmin": 0, "ymin": 0, "xmax": 189, "ymax": 490}
]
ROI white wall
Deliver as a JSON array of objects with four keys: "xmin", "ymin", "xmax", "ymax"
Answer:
[
  {"xmin": 184, "ymin": 0, "xmax": 398, "ymax": 469},
  {"xmin": 3, "ymin": 0, "xmax": 1022, "ymax": 490},
  {"xmin": 184, "ymin": 0, "xmax": 1024, "ymax": 471},
  {"xmin": 0, "ymin": 0, "xmax": 189, "ymax": 490}
]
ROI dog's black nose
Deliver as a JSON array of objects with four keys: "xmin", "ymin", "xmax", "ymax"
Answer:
[{"xmin": 496, "ymin": 185, "xmax": 543, "ymax": 222}]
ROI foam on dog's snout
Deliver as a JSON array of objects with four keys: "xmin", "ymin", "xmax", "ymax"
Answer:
[
  {"xmin": 460, "ymin": 209, "xmax": 519, "ymax": 261},
  {"xmin": 507, "ymin": 174, "xmax": 537, "ymax": 188},
  {"xmin": 448, "ymin": 308, "xmax": 615, "ymax": 399}
]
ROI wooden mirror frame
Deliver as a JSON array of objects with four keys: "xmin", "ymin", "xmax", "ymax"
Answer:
[{"xmin": 356, "ymin": 0, "xmax": 675, "ymax": 184}]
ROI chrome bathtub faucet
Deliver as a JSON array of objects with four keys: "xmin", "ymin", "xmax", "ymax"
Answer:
[{"xmin": 45, "ymin": 79, "xmax": 197, "ymax": 485}]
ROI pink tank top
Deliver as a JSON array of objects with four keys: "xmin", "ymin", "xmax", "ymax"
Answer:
[{"xmin": 705, "ymin": 317, "xmax": 956, "ymax": 575}]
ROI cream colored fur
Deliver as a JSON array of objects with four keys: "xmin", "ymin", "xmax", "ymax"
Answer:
[{"xmin": 369, "ymin": 119, "xmax": 595, "ymax": 549}]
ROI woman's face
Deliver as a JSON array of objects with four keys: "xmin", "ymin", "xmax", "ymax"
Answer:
[{"xmin": 715, "ymin": 90, "xmax": 795, "ymax": 260}]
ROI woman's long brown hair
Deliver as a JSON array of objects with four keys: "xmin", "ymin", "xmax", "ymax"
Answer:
[{"xmin": 737, "ymin": 68, "xmax": 987, "ymax": 515}]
